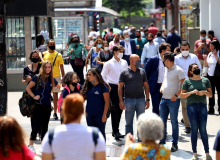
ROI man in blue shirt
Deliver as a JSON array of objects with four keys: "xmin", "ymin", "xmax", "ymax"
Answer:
[
  {"xmin": 154, "ymin": 32, "xmax": 165, "ymax": 45},
  {"xmin": 166, "ymin": 26, "xmax": 182, "ymax": 52}
]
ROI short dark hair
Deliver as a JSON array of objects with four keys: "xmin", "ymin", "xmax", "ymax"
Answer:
[
  {"xmin": 210, "ymin": 40, "xmax": 220, "ymax": 50},
  {"xmin": 62, "ymin": 72, "xmax": 80, "ymax": 85},
  {"xmin": 29, "ymin": 50, "xmax": 40, "ymax": 61},
  {"xmin": 103, "ymin": 41, "xmax": 109, "ymax": 46},
  {"xmin": 159, "ymin": 43, "xmax": 171, "ymax": 53},
  {"xmin": 174, "ymin": 47, "xmax": 180, "ymax": 53},
  {"xmin": 200, "ymin": 30, "xmax": 206, "ymax": 35},
  {"xmin": 150, "ymin": 23, "xmax": 154, "ymax": 27},
  {"xmin": 47, "ymin": 39, "xmax": 55, "ymax": 45},
  {"xmin": 110, "ymin": 28, "xmax": 113, "ymax": 32},
  {"xmin": 187, "ymin": 63, "xmax": 198, "ymax": 77},
  {"xmin": 181, "ymin": 41, "xmax": 190, "ymax": 48},
  {"xmin": 113, "ymin": 45, "xmax": 124, "ymax": 53},
  {"xmin": 156, "ymin": 32, "xmax": 162, "ymax": 37},
  {"xmin": 135, "ymin": 30, "xmax": 141, "ymax": 34},
  {"xmin": 208, "ymin": 30, "xmax": 214, "ymax": 36},
  {"xmin": 163, "ymin": 52, "xmax": 175, "ymax": 62},
  {"xmin": 148, "ymin": 33, "xmax": 154, "ymax": 39},
  {"xmin": 144, "ymin": 29, "xmax": 149, "ymax": 32}
]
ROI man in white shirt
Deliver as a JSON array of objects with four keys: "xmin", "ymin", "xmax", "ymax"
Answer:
[
  {"xmin": 145, "ymin": 43, "xmax": 171, "ymax": 115},
  {"xmin": 101, "ymin": 45, "xmax": 128, "ymax": 140},
  {"xmin": 141, "ymin": 33, "xmax": 159, "ymax": 68},
  {"xmin": 89, "ymin": 27, "xmax": 97, "ymax": 38},
  {"xmin": 174, "ymin": 41, "xmax": 201, "ymax": 134}
]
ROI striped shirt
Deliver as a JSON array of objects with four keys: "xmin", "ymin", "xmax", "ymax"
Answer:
[{"xmin": 42, "ymin": 123, "xmax": 106, "ymax": 160}]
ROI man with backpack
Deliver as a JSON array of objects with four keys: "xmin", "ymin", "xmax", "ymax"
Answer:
[{"xmin": 105, "ymin": 28, "xmax": 115, "ymax": 43}]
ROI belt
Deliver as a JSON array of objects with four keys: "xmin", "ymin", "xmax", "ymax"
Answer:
[
  {"xmin": 157, "ymin": 83, "xmax": 162, "ymax": 85},
  {"xmin": 109, "ymin": 83, "xmax": 118, "ymax": 86}
]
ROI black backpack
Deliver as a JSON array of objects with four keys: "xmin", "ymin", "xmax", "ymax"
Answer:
[{"xmin": 106, "ymin": 33, "xmax": 114, "ymax": 43}]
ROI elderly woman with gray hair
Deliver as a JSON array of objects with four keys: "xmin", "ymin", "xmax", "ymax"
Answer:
[{"xmin": 120, "ymin": 113, "xmax": 171, "ymax": 160}]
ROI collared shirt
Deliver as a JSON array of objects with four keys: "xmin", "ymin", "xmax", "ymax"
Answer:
[
  {"xmin": 157, "ymin": 54, "xmax": 165, "ymax": 83},
  {"xmin": 207, "ymin": 51, "xmax": 220, "ymax": 76},
  {"xmin": 101, "ymin": 57, "xmax": 128, "ymax": 85},
  {"xmin": 162, "ymin": 64, "xmax": 185, "ymax": 99},
  {"xmin": 141, "ymin": 42, "xmax": 159, "ymax": 64},
  {"xmin": 174, "ymin": 53, "xmax": 201, "ymax": 78},
  {"xmin": 124, "ymin": 41, "xmax": 132, "ymax": 55},
  {"xmin": 154, "ymin": 37, "xmax": 165, "ymax": 45}
]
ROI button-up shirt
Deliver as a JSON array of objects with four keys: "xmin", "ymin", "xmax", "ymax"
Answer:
[
  {"xmin": 141, "ymin": 42, "xmax": 159, "ymax": 64},
  {"xmin": 157, "ymin": 54, "xmax": 165, "ymax": 83},
  {"xmin": 154, "ymin": 37, "xmax": 165, "ymax": 45},
  {"xmin": 101, "ymin": 57, "xmax": 128, "ymax": 85},
  {"xmin": 124, "ymin": 41, "xmax": 132, "ymax": 55},
  {"xmin": 207, "ymin": 51, "xmax": 220, "ymax": 76},
  {"xmin": 174, "ymin": 53, "xmax": 201, "ymax": 78}
]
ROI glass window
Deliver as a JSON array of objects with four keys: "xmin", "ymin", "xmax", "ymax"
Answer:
[
  {"xmin": 53, "ymin": 19, "xmax": 65, "ymax": 50},
  {"xmin": 6, "ymin": 17, "xmax": 25, "ymax": 69},
  {"xmin": 39, "ymin": 17, "xmax": 50, "ymax": 44}
]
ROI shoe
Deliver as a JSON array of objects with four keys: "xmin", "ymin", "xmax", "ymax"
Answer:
[
  {"xmin": 28, "ymin": 145, "xmax": 36, "ymax": 153},
  {"xmin": 185, "ymin": 127, "xmax": 191, "ymax": 133},
  {"xmin": 208, "ymin": 109, "xmax": 214, "ymax": 114},
  {"xmin": 171, "ymin": 143, "xmax": 178, "ymax": 152},
  {"xmin": 112, "ymin": 132, "xmax": 124, "ymax": 139},
  {"xmin": 192, "ymin": 155, "xmax": 198, "ymax": 160},
  {"xmin": 53, "ymin": 113, "xmax": 58, "ymax": 120},
  {"xmin": 181, "ymin": 118, "xmax": 184, "ymax": 124},
  {"xmin": 206, "ymin": 155, "xmax": 212, "ymax": 160}
]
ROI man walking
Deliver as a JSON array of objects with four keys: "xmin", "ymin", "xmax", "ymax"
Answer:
[
  {"xmin": 120, "ymin": 31, "xmax": 137, "ymax": 65},
  {"xmin": 145, "ymin": 43, "xmax": 171, "ymax": 115},
  {"xmin": 109, "ymin": 34, "xmax": 120, "ymax": 50},
  {"xmin": 134, "ymin": 30, "xmax": 148, "ymax": 58},
  {"xmin": 159, "ymin": 52, "xmax": 185, "ymax": 152},
  {"xmin": 175, "ymin": 41, "xmax": 201, "ymax": 133},
  {"xmin": 118, "ymin": 54, "xmax": 150, "ymax": 137},
  {"xmin": 129, "ymin": 27, "xmax": 136, "ymax": 39},
  {"xmin": 43, "ymin": 39, "xmax": 65, "ymax": 120},
  {"xmin": 208, "ymin": 30, "xmax": 218, "ymax": 41},
  {"xmin": 154, "ymin": 32, "xmax": 165, "ymax": 45},
  {"xmin": 148, "ymin": 23, "xmax": 158, "ymax": 37},
  {"xmin": 101, "ymin": 45, "xmax": 128, "ymax": 140},
  {"xmin": 166, "ymin": 26, "xmax": 182, "ymax": 52}
]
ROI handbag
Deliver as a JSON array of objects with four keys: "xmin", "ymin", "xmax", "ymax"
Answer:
[
  {"xmin": 214, "ymin": 58, "xmax": 220, "ymax": 77},
  {"xmin": 73, "ymin": 44, "xmax": 85, "ymax": 66}
]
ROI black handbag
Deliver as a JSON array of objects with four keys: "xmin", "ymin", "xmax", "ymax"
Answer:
[{"xmin": 214, "ymin": 54, "xmax": 220, "ymax": 77}]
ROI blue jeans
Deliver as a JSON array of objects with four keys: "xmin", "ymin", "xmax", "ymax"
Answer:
[
  {"xmin": 159, "ymin": 98, "xmax": 180, "ymax": 145},
  {"xmin": 187, "ymin": 103, "xmax": 209, "ymax": 153},
  {"xmin": 125, "ymin": 98, "xmax": 145, "ymax": 135},
  {"xmin": 86, "ymin": 114, "xmax": 106, "ymax": 141}
]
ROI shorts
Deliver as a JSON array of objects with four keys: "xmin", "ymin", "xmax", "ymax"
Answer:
[{"xmin": 53, "ymin": 76, "xmax": 61, "ymax": 93}]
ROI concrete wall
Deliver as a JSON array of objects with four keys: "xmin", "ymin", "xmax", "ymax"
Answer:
[{"xmin": 7, "ymin": 73, "xmax": 26, "ymax": 91}]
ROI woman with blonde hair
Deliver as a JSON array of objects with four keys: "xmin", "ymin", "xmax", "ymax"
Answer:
[
  {"xmin": 26, "ymin": 60, "xmax": 61, "ymax": 153},
  {"xmin": 0, "ymin": 116, "xmax": 41, "ymax": 160},
  {"xmin": 42, "ymin": 93, "xmax": 106, "ymax": 160}
]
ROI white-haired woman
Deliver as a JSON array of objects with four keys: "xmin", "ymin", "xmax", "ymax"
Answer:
[{"xmin": 120, "ymin": 113, "xmax": 171, "ymax": 160}]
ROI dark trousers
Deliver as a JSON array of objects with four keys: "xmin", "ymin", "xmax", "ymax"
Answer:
[
  {"xmin": 207, "ymin": 75, "xmax": 220, "ymax": 111},
  {"xmin": 30, "ymin": 104, "xmax": 51, "ymax": 141},
  {"xmin": 86, "ymin": 114, "xmax": 106, "ymax": 141},
  {"xmin": 70, "ymin": 59, "xmax": 85, "ymax": 85},
  {"xmin": 150, "ymin": 83, "xmax": 163, "ymax": 115},
  {"xmin": 109, "ymin": 84, "xmax": 123, "ymax": 134},
  {"xmin": 122, "ymin": 55, "xmax": 130, "ymax": 65}
]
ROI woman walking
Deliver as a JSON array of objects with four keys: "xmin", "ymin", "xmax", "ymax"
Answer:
[
  {"xmin": 67, "ymin": 35, "xmax": 88, "ymax": 85},
  {"xmin": 81, "ymin": 68, "xmax": 109, "ymax": 140},
  {"xmin": 181, "ymin": 63, "xmax": 213, "ymax": 160},
  {"xmin": 36, "ymin": 34, "xmax": 47, "ymax": 53},
  {"xmin": 26, "ymin": 60, "xmax": 61, "ymax": 153}
]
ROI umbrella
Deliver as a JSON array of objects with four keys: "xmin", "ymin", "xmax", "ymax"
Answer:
[{"xmin": 102, "ymin": 28, "xmax": 122, "ymax": 36}]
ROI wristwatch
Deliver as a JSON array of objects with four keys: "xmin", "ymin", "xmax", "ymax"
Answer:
[
  {"xmin": 175, "ymin": 94, "xmax": 178, "ymax": 97},
  {"xmin": 146, "ymin": 99, "xmax": 150, "ymax": 101}
]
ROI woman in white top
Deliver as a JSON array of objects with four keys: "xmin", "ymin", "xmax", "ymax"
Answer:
[
  {"xmin": 204, "ymin": 40, "xmax": 220, "ymax": 115},
  {"xmin": 42, "ymin": 93, "xmax": 106, "ymax": 160},
  {"xmin": 36, "ymin": 34, "xmax": 47, "ymax": 53}
]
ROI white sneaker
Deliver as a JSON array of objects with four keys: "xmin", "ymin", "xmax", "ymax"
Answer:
[{"xmin": 28, "ymin": 145, "xmax": 36, "ymax": 153}]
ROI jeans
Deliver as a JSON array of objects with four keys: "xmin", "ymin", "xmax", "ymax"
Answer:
[
  {"xmin": 86, "ymin": 114, "xmax": 106, "ymax": 141},
  {"xmin": 30, "ymin": 104, "xmax": 51, "ymax": 141},
  {"xmin": 159, "ymin": 98, "xmax": 180, "ymax": 145},
  {"xmin": 124, "ymin": 98, "xmax": 145, "ymax": 135},
  {"xmin": 70, "ymin": 59, "xmax": 85, "ymax": 85},
  {"xmin": 187, "ymin": 103, "xmax": 209, "ymax": 153}
]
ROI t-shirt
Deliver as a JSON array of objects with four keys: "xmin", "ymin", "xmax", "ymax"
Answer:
[
  {"xmin": 43, "ymin": 51, "xmax": 64, "ymax": 78},
  {"xmin": 86, "ymin": 83, "xmax": 109, "ymax": 116},
  {"xmin": 67, "ymin": 43, "xmax": 88, "ymax": 60},
  {"xmin": 134, "ymin": 38, "xmax": 148, "ymax": 57},
  {"xmin": 182, "ymin": 77, "xmax": 211, "ymax": 106},
  {"xmin": 194, "ymin": 39, "xmax": 211, "ymax": 60},
  {"xmin": 214, "ymin": 130, "xmax": 220, "ymax": 151},
  {"xmin": 0, "ymin": 145, "xmax": 36, "ymax": 160},
  {"xmin": 62, "ymin": 84, "xmax": 82, "ymax": 99},
  {"xmin": 23, "ymin": 64, "xmax": 41, "ymax": 79},
  {"xmin": 119, "ymin": 68, "xmax": 148, "ymax": 98},
  {"xmin": 122, "ymin": 143, "xmax": 170, "ymax": 160},
  {"xmin": 32, "ymin": 75, "xmax": 58, "ymax": 106},
  {"xmin": 42, "ymin": 123, "xmax": 106, "ymax": 160}
]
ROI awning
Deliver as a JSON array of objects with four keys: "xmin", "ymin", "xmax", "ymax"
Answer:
[{"xmin": 55, "ymin": 7, "xmax": 119, "ymax": 16}]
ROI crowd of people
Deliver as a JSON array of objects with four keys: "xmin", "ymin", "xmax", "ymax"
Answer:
[{"xmin": 0, "ymin": 24, "xmax": 220, "ymax": 160}]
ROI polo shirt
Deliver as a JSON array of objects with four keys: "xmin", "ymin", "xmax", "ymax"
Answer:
[
  {"xmin": 119, "ymin": 68, "xmax": 148, "ymax": 98},
  {"xmin": 194, "ymin": 39, "xmax": 211, "ymax": 60},
  {"xmin": 162, "ymin": 64, "xmax": 185, "ymax": 99}
]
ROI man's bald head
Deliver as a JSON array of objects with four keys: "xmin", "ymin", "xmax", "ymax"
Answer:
[
  {"xmin": 130, "ymin": 54, "xmax": 140, "ymax": 68},
  {"xmin": 130, "ymin": 54, "xmax": 139, "ymax": 61}
]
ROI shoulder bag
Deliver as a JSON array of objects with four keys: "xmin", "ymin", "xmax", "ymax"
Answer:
[
  {"xmin": 73, "ymin": 45, "xmax": 84, "ymax": 66},
  {"xmin": 214, "ymin": 52, "xmax": 220, "ymax": 77}
]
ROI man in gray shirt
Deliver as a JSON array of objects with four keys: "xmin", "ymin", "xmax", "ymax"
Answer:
[
  {"xmin": 159, "ymin": 52, "xmax": 185, "ymax": 152},
  {"xmin": 118, "ymin": 54, "xmax": 150, "ymax": 137}
]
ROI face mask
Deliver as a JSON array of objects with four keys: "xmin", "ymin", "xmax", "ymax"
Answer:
[
  {"xmin": 73, "ymin": 40, "xmax": 79, "ymax": 43},
  {"xmin": 181, "ymin": 51, "xmax": 189, "ymax": 57},
  {"xmin": 31, "ymin": 58, "xmax": 39, "ymax": 63},
  {"xmin": 117, "ymin": 53, "xmax": 123, "ymax": 59},
  {"xmin": 148, "ymin": 39, "xmax": 153, "ymax": 42},
  {"xmin": 97, "ymin": 44, "xmax": 102, "ymax": 48},
  {"xmin": 49, "ymin": 45, "xmax": 55, "ymax": 50},
  {"xmin": 134, "ymin": 61, "xmax": 141, "ymax": 68},
  {"xmin": 136, "ymin": 36, "xmax": 140, "ymax": 38},
  {"xmin": 71, "ymin": 82, "xmax": 77, "ymax": 87},
  {"xmin": 200, "ymin": 36, "xmax": 206, "ymax": 40},
  {"xmin": 125, "ymin": 38, "xmax": 130, "ymax": 41},
  {"xmin": 104, "ymin": 47, "xmax": 109, "ymax": 51},
  {"xmin": 91, "ymin": 78, "xmax": 96, "ymax": 84},
  {"xmin": 193, "ymin": 68, "xmax": 200, "ymax": 75}
]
